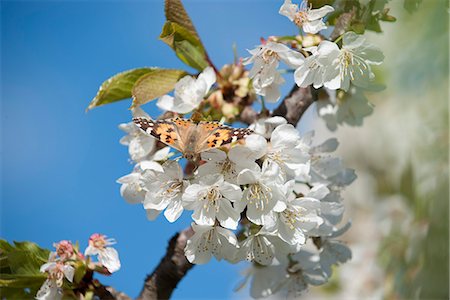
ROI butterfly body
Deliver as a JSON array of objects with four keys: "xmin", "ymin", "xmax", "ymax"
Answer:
[{"xmin": 133, "ymin": 117, "xmax": 253, "ymax": 161}]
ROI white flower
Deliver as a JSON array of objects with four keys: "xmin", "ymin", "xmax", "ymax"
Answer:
[
  {"xmin": 36, "ymin": 279, "xmax": 62, "ymax": 300},
  {"xmin": 117, "ymin": 162, "xmax": 163, "ymax": 204},
  {"xmin": 327, "ymin": 32, "xmax": 384, "ymax": 91},
  {"xmin": 236, "ymin": 163, "xmax": 287, "ymax": 225},
  {"xmin": 142, "ymin": 160, "xmax": 188, "ymax": 222},
  {"xmin": 183, "ymin": 175, "xmax": 242, "ymax": 230},
  {"xmin": 237, "ymin": 262, "xmax": 287, "ymax": 299},
  {"xmin": 119, "ymin": 122, "xmax": 155, "ymax": 162},
  {"xmin": 118, "ymin": 107, "xmax": 156, "ymax": 162},
  {"xmin": 317, "ymin": 86, "xmax": 374, "ymax": 130},
  {"xmin": 196, "ymin": 147, "xmax": 259, "ymax": 184},
  {"xmin": 36, "ymin": 256, "xmax": 74, "ymax": 300},
  {"xmin": 246, "ymin": 123, "xmax": 310, "ymax": 180},
  {"xmin": 244, "ymin": 42, "xmax": 304, "ymax": 102},
  {"xmin": 249, "ymin": 116, "xmax": 288, "ymax": 138},
  {"xmin": 253, "ymin": 70, "xmax": 285, "ymax": 103},
  {"xmin": 184, "ymin": 223, "xmax": 238, "ymax": 264},
  {"xmin": 280, "ymin": 249, "xmax": 328, "ymax": 297},
  {"xmin": 236, "ymin": 229, "xmax": 295, "ymax": 265},
  {"xmin": 157, "ymin": 67, "xmax": 215, "ymax": 113},
  {"xmin": 294, "ymin": 41, "xmax": 341, "ymax": 89},
  {"xmin": 264, "ymin": 181, "xmax": 323, "ymax": 246},
  {"xmin": 84, "ymin": 233, "xmax": 121, "ymax": 273},
  {"xmin": 279, "ymin": 0, "xmax": 334, "ymax": 34},
  {"xmin": 117, "ymin": 172, "xmax": 146, "ymax": 204},
  {"xmin": 319, "ymin": 239, "xmax": 352, "ymax": 277}
]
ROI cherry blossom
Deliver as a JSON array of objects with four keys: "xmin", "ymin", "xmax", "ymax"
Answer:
[
  {"xmin": 294, "ymin": 41, "xmax": 341, "ymax": 89},
  {"xmin": 142, "ymin": 160, "xmax": 188, "ymax": 222},
  {"xmin": 183, "ymin": 175, "xmax": 242, "ymax": 229},
  {"xmin": 279, "ymin": 0, "xmax": 334, "ymax": 34},
  {"xmin": 196, "ymin": 147, "xmax": 260, "ymax": 184},
  {"xmin": 326, "ymin": 32, "xmax": 384, "ymax": 91},
  {"xmin": 244, "ymin": 41, "xmax": 304, "ymax": 102},
  {"xmin": 85, "ymin": 233, "xmax": 121, "ymax": 273},
  {"xmin": 157, "ymin": 67, "xmax": 216, "ymax": 113},
  {"xmin": 184, "ymin": 223, "xmax": 238, "ymax": 264},
  {"xmin": 36, "ymin": 254, "xmax": 74, "ymax": 300},
  {"xmin": 236, "ymin": 163, "xmax": 287, "ymax": 225}
]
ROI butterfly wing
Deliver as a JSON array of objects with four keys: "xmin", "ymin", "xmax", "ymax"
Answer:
[
  {"xmin": 195, "ymin": 121, "xmax": 254, "ymax": 153},
  {"xmin": 133, "ymin": 117, "xmax": 196, "ymax": 154}
]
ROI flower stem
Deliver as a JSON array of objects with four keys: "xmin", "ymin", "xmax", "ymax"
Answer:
[{"xmin": 334, "ymin": 33, "xmax": 344, "ymax": 44}]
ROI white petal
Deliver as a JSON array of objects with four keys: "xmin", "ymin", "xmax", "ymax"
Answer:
[
  {"xmin": 307, "ymin": 5, "xmax": 334, "ymax": 20},
  {"xmin": 303, "ymin": 19, "xmax": 327, "ymax": 34},
  {"xmin": 182, "ymin": 184, "xmax": 205, "ymax": 207},
  {"xmin": 99, "ymin": 247, "xmax": 121, "ymax": 273},
  {"xmin": 84, "ymin": 245, "xmax": 99, "ymax": 256},
  {"xmin": 244, "ymin": 134, "xmax": 267, "ymax": 159},
  {"xmin": 237, "ymin": 169, "xmax": 260, "ymax": 185},
  {"xmin": 278, "ymin": 49, "xmax": 305, "ymax": 68},
  {"xmin": 40, "ymin": 262, "xmax": 56, "ymax": 273},
  {"xmin": 164, "ymin": 200, "xmax": 184, "ymax": 222},
  {"xmin": 219, "ymin": 182, "xmax": 243, "ymax": 202},
  {"xmin": 197, "ymin": 66, "xmax": 216, "ymax": 93},
  {"xmin": 63, "ymin": 265, "xmax": 75, "ymax": 282},
  {"xmin": 271, "ymin": 124, "xmax": 300, "ymax": 149},
  {"xmin": 279, "ymin": 0, "xmax": 297, "ymax": 21},
  {"xmin": 163, "ymin": 160, "xmax": 183, "ymax": 181},
  {"xmin": 217, "ymin": 200, "xmax": 240, "ymax": 229},
  {"xmin": 200, "ymin": 148, "xmax": 226, "ymax": 162},
  {"xmin": 156, "ymin": 95, "xmax": 175, "ymax": 111}
]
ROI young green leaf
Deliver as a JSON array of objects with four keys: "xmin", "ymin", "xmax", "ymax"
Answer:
[
  {"xmin": 164, "ymin": 0, "xmax": 200, "ymax": 41},
  {"xmin": 87, "ymin": 68, "xmax": 156, "ymax": 111},
  {"xmin": 131, "ymin": 68, "xmax": 187, "ymax": 108},
  {"xmin": 160, "ymin": 21, "xmax": 209, "ymax": 71},
  {"xmin": 0, "ymin": 240, "xmax": 49, "ymax": 295}
]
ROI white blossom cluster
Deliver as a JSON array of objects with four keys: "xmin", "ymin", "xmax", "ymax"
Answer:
[
  {"xmin": 36, "ymin": 235, "xmax": 121, "ymax": 300},
  {"xmin": 241, "ymin": 0, "xmax": 384, "ymax": 131},
  {"xmin": 118, "ymin": 112, "xmax": 355, "ymax": 293}
]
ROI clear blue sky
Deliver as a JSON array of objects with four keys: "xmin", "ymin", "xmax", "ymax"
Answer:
[{"xmin": 1, "ymin": 1, "xmax": 299, "ymax": 298}]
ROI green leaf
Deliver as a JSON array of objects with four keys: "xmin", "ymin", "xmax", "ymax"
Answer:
[
  {"xmin": 164, "ymin": 0, "xmax": 200, "ymax": 41},
  {"xmin": 0, "ymin": 240, "xmax": 50, "ymax": 296},
  {"xmin": 87, "ymin": 68, "xmax": 157, "ymax": 111},
  {"xmin": 0, "ymin": 274, "xmax": 46, "ymax": 288},
  {"xmin": 73, "ymin": 261, "xmax": 87, "ymax": 284},
  {"xmin": 131, "ymin": 69, "xmax": 187, "ymax": 107},
  {"xmin": 160, "ymin": 21, "xmax": 209, "ymax": 71}
]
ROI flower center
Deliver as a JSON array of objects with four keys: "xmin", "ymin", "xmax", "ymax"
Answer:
[
  {"xmin": 246, "ymin": 183, "xmax": 272, "ymax": 211},
  {"xmin": 202, "ymin": 187, "xmax": 221, "ymax": 212},
  {"xmin": 48, "ymin": 263, "xmax": 65, "ymax": 287},
  {"xmin": 162, "ymin": 180, "xmax": 182, "ymax": 198},
  {"xmin": 262, "ymin": 49, "xmax": 280, "ymax": 64},
  {"xmin": 294, "ymin": 11, "xmax": 308, "ymax": 26},
  {"xmin": 339, "ymin": 49, "xmax": 368, "ymax": 81},
  {"xmin": 281, "ymin": 206, "xmax": 306, "ymax": 229},
  {"xmin": 219, "ymin": 159, "xmax": 235, "ymax": 176}
]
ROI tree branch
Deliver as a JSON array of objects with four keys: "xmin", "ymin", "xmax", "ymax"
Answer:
[
  {"xmin": 137, "ymin": 227, "xmax": 195, "ymax": 300},
  {"xmin": 272, "ymin": 85, "xmax": 317, "ymax": 125}
]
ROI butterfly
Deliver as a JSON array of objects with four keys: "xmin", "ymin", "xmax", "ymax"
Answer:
[{"xmin": 133, "ymin": 117, "xmax": 254, "ymax": 161}]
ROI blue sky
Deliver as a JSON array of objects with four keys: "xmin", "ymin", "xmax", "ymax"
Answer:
[{"xmin": 1, "ymin": 1, "xmax": 300, "ymax": 298}]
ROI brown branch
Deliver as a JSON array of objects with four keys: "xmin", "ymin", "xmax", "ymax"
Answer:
[
  {"xmin": 272, "ymin": 85, "xmax": 317, "ymax": 126},
  {"xmin": 137, "ymin": 227, "xmax": 195, "ymax": 300}
]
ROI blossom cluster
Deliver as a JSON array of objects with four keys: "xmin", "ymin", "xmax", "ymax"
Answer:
[
  {"xmin": 36, "ymin": 234, "xmax": 121, "ymax": 300},
  {"xmin": 115, "ymin": 0, "xmax": 382, "ymax": 297},
  {"xmin": 118, "ymin": 110, "xmax": 355, "ymax": 293}
]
